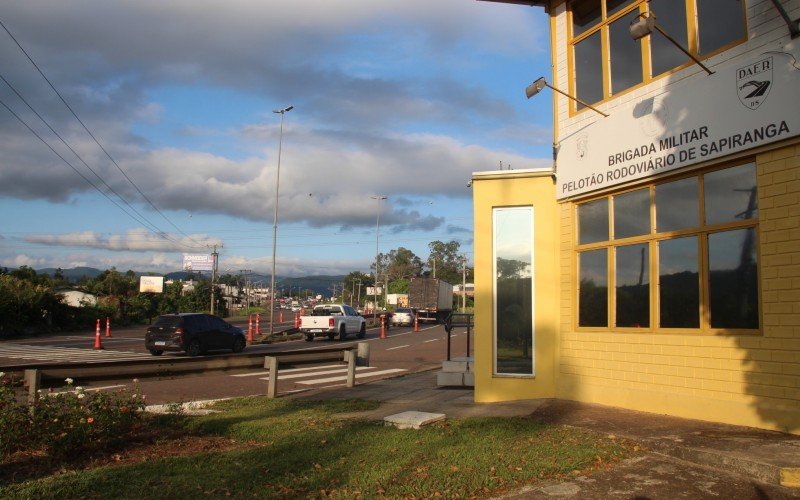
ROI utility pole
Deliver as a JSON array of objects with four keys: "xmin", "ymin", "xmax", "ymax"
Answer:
[
  {"xmin": 239, "ymin": 269, "xmax": 251, "ymax": 312},
  {"xmin": 209, "ymin": 244, "xmax": 222, "ymax": 315},
  {"xmin": 461, "ymin": 254, "xmax": 467, "ymax": 311}
]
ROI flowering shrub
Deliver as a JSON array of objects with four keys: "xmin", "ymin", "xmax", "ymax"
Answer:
[
  {"xmin": 0, "ymin": 372, "xmax": 30, "ymax": 457},
  {"xmin": 0, "ymin": 374, "xmax": 146, "ymax": 460}
]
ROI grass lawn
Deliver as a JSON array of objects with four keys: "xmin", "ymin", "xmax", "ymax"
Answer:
[{"xmin": 0, "ymin": 397, "xmax": 634, "ymax": 498}]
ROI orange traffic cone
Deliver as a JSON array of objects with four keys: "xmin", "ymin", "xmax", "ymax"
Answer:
[
  {"xmin": 105, "ymin": 316, "xmax": 112, "ymax": 337},
  {"xmin": 247, "ymin": 315, "xmax": 254, "ymax": 342},
  {"xmin": 380, "ymin": 315, "xmax": 386, "ymax": 339},
  {"xmin": 93, "ymin": 319, "xmax": 104, "ymax": 350},
  {"xmin": 413, "ymin": 314, "xmax": 420, "ymax": 332},
  {"xmin": 256, "ymin": 313, "xmax": 261, "ymax": 335}
]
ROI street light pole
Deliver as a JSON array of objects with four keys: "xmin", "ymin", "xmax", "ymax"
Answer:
[
  {"xmin": 269, "ymin": 105, "xmax": 293, "ymax": 337},
  {"xmin": 371, "ymin": 195, "xmax": 387, "ymax": 321}
]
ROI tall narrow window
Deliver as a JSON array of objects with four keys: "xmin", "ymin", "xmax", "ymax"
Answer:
[
  {"xmin": 615, "ymin": 244, "xmax": 649, "ymax": 327},
  {"xmin": 659, "ymin": 236, "xmax": 699, "ymax": 328},
  {"xmin": 579, "ymin": 249, "xmax": 608, "ymax": 327},
  {"xmin": 696, "ymin": 0, "xmax": 746, "ymax": 55},
  {"xmin": 708, "ymin": 229, "xmax": 759, "ymax": 329},
  {"xmin": 574, "ymin": 31, "xmax": 604, "ymax": 109},
  {"xmin": 649, "ymin": 0, "xmax": 688, "ymax": 76},
  {"xmin": 493, "ymin": 207, "xmax": 534, "ymax": 376},
  {"xmin": 609, "ymin": 9, "xmax": 644, "ymax": 94}
]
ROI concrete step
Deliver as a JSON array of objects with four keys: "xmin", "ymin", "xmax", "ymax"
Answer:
[
  {"xmin": 437, "ymin": 370, "xmax": 475, "ymax": 387},
  {"xmin": 442, "ymin": 359, "xmax": 473, "ymax": 372}
]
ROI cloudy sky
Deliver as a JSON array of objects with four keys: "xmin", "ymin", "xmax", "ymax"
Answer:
[{"xmin": 0, "ymin": 0, "xmax": 552, "ymax": 277}]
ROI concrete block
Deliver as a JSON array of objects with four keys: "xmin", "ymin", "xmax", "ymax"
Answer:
[
  {"xmin": 437, "ymin": 371, "xmax": 465, "ymax": 386},
  {"xmin": 384, "ymin": 410, "xmax": 445, "ymax": 429},
  {"xmin": 442, "ymin": 360, "xmax": 472, "ymax": 372},
  {"xmin": 463, "ymin": 371, "xmax": 475, "ymax": 387}
]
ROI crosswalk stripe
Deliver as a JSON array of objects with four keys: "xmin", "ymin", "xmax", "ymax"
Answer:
[
  {"xmin": 386, "ymin": 344, "xmax": 410, "ymax": 351},
  {"xmin": 0, "ymin": 344, "xmax": 152, "ymax": 362},
  {"xmin": 230, "ymin": 364, "xmax": 342, "ymax": 378},
  {"xmin": 296, "ymin": 368, "xmax": 406, "ymax": 385},
  {"xmin": 256, "ymin": 366, "xmax": 377, "ymax": 381}
]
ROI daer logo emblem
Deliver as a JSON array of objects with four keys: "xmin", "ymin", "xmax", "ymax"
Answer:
[{"xmin": 737, "ymin": 56, "xmax": 772, "ymax": 110}]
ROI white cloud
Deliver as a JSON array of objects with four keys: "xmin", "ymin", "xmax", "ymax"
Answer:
[{"xmin": 23, "ymin": 229, "xmax": 221, "ymax": 252}]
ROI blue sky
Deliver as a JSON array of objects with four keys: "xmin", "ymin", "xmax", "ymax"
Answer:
[{"xmin": 0, "ymin": 0, "xmax": 553, "ymax": 277}]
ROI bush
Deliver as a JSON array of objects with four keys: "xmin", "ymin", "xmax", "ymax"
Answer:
[{"xmin": 0, "ymin": 374, "xmax": 146, "ymax": 460}]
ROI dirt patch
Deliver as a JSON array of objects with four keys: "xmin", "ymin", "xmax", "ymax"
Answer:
[{"xmin": 0, "ymin": 425, "xmax": 256, "ymax": 485}]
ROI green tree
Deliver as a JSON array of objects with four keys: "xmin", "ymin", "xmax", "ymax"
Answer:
[
  {"xmin": 426, "ymin": 240, "xmax": 464, "ymax": 284},
  {"xmin": 343, "ymin": 271, "xmax": 372, "ymax": 307}
]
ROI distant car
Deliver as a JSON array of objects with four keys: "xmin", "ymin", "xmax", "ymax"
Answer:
[
  {"xmin": 144, "ymin": 313, "xmax": 247, "ymax": 357},
  {"xmin": 391, "ymin": 308, "xmax": 416, "ymax": 327}
]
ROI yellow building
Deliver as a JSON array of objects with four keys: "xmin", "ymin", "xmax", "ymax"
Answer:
[{"xmin": 474, "ymin": 0, "xmax": 800, "ymax": 434}]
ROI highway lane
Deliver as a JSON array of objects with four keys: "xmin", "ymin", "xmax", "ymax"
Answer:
[{"xmin": 0, "ymin": 322, "xmax": 472, "ymax": 405}]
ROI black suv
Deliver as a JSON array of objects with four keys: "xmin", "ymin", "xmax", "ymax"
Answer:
[{"xmin": 145, "ymin": 313, "xmax": 246, "ymax": 357}]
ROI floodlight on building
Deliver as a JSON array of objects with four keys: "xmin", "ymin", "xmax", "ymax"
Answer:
[
  {"xmin": 629, "ymin": 12, "xmax": 714, "ymax": 75},
  {"xmin": 525, "ymin": 77, "xmax": 609, "ymax": 117}
]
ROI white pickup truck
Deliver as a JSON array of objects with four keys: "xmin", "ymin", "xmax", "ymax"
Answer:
[{"xmin": 299, "ymin": 304, "xmax": 366, "ymax": 342}]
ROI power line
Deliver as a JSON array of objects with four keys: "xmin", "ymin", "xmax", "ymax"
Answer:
[
  {"xmin": 0, "ymin": 96, "xmax": 202, "ymax": 250},
  {"xmin": 0, "ymin": 17, "xmax": 204, "ymax": 247}
]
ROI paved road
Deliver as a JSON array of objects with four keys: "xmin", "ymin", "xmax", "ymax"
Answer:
[{"xmin": 0, "ymin": 321, "xmax": 471, "ymax": 405}]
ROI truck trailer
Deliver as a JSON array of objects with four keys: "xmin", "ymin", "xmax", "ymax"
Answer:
[{"xmin": 408, "ymin": 277, "xmax": 453, "ymax": 323}]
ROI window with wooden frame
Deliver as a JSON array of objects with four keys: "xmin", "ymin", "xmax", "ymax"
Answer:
[
  {"xmin": 568, "ymin": 0, "xmax": 747, "ymax": 113},
  {"xmin": 575, "ymin": 161, "xmax": 760, "ymax": 333}
]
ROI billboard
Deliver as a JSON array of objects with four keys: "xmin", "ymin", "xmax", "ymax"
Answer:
[
  {"xmin": 139, "ymin": 276, "xmax": 164, "ymax": 293},
  {"xmin": 183, "ymin": 254, "xmax": 213, "ymax": 271},
  {"xmin": 366, "ymin": 286, "xmax": 383, "ymax": 296}
]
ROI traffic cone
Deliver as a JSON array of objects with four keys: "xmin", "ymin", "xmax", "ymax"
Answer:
[
  {"xmin": 380, "ymin": 315, "xmax": 386, "ymax": 339},
  {"xmin": 105, "ymin": 316, "xmax": 112, "ymax": 337},
  {"xmin": 413, "ymin": 314, "xmax": 420, "ymax": 332},
  {"xmin": 247, "ymin": 315, "xmax": 254, "ymax": 342},
  {"xmin": 279, "ymin": 309, "xmax": 283, "ymax": 323},
  {"xmin": 294, "ymin": 312, "xmax": 300, "ymax": 328},
  {"xmin": 256, "ymin": 313, "xmax": 261, "ymax": 335},
  {"xmin": 93, "ymin": 319, "xmax": 104, "ymax": 350}
]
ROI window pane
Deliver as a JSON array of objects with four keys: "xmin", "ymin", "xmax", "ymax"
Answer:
[
  {"xmin": 578, "ymin": 198, "xmax": 609, "ymax": 244},
  {"xmin": 704, "ymin": 163, "xmax": 757, "ymax": 225},
  {"xmin": 609, "ymin": 9, "xmax": 644, "ymax": 94},
  {"xmin": 697, "ymin": 0, "xmax": 746, "ymax": 55},
  {"xmin": 649, "ymin": 0, "xmax": 688, "ymax": 75},
  {"xmin": 708, "ymin": 229, "xmax": 759, "ymax": 329},
  {"xmin": 574, "ymin": 31, "xmax": 604, "ymax": 107},
  {"xmin": 572, "ymin": 0, "xmax": 602, "ymax": 36},
  {"xmin": 659, "ymin": 236, "xmax": 699, "ymax": 328},
  {"xmin": 494, "ymin": 207, "xmax": 534, "ymax": 375},
  {"xmin": 655, "ymin": 177, "xmax": 698, "ymax": 232},
  {"xmin": 606, "ymin": 0, "xmax": 636, "ymax": 17},
  {"xmin": 616, "ymin": 244, "xmax": 649, "ymax": 327},
  {"xmin": 579, "ymin": 249, "xmax": 608, "ymax": 327},
  {"xmin": 614, "ymin": 188, "xmax": 650, "ymax": 238}
]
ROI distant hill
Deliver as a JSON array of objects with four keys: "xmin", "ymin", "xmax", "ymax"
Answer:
[
  {"xmin": 30, "ymin": 267, "xmax": 346, "ymax": 297},
  {"xmin": 37, "ymin": 267, "xmax": 103, "ymax": 281}
]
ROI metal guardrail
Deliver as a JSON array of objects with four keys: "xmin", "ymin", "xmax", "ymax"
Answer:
[
  {"xmin": 444, "ymin": 313, "xmax": 473, "ymax": 361},
  {"xmin": 14, "ymin": 343, "xmax": 371, "ymax": 403}
]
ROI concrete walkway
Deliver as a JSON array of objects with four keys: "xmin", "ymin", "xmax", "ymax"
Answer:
[{"xmin": 291, "ymin": 370, "xmax": 800, "ymax": 499}]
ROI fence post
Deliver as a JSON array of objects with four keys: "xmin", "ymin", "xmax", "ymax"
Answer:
[
  {"xmin": 265, "ymin": 356, "xmax": 278, "ymax": 399},
  {"xmin": 356, "ymin": 341, "xmax": 370, "ymax": 367},
  {"xmin": 24, "ymin": 369, "xmax": 40, "ymax": 410},
  {"xmin": 345, "ymin": 350, "xmax": 356, "ymax": 388}
]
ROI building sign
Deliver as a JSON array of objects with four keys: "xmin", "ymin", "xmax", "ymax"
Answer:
[
  {"xmin": 557, "ymin": 50, "xmax": 800, "ymax": 199},
  {"xmin": 139, "ymin": 276, "xmax": 164, "ymax": 293},
  {"xmin": 182, "ymin": 254, "xmax": 213, "ymax": 271}
]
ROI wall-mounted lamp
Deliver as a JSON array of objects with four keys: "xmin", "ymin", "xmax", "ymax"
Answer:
[
  {"xmin": 526, "ymin": 77, "xmax": 609, "ymax": 117},
  {"xmin": 629, "ymin": 12, "xmax": 714, "ymax": 75}
]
